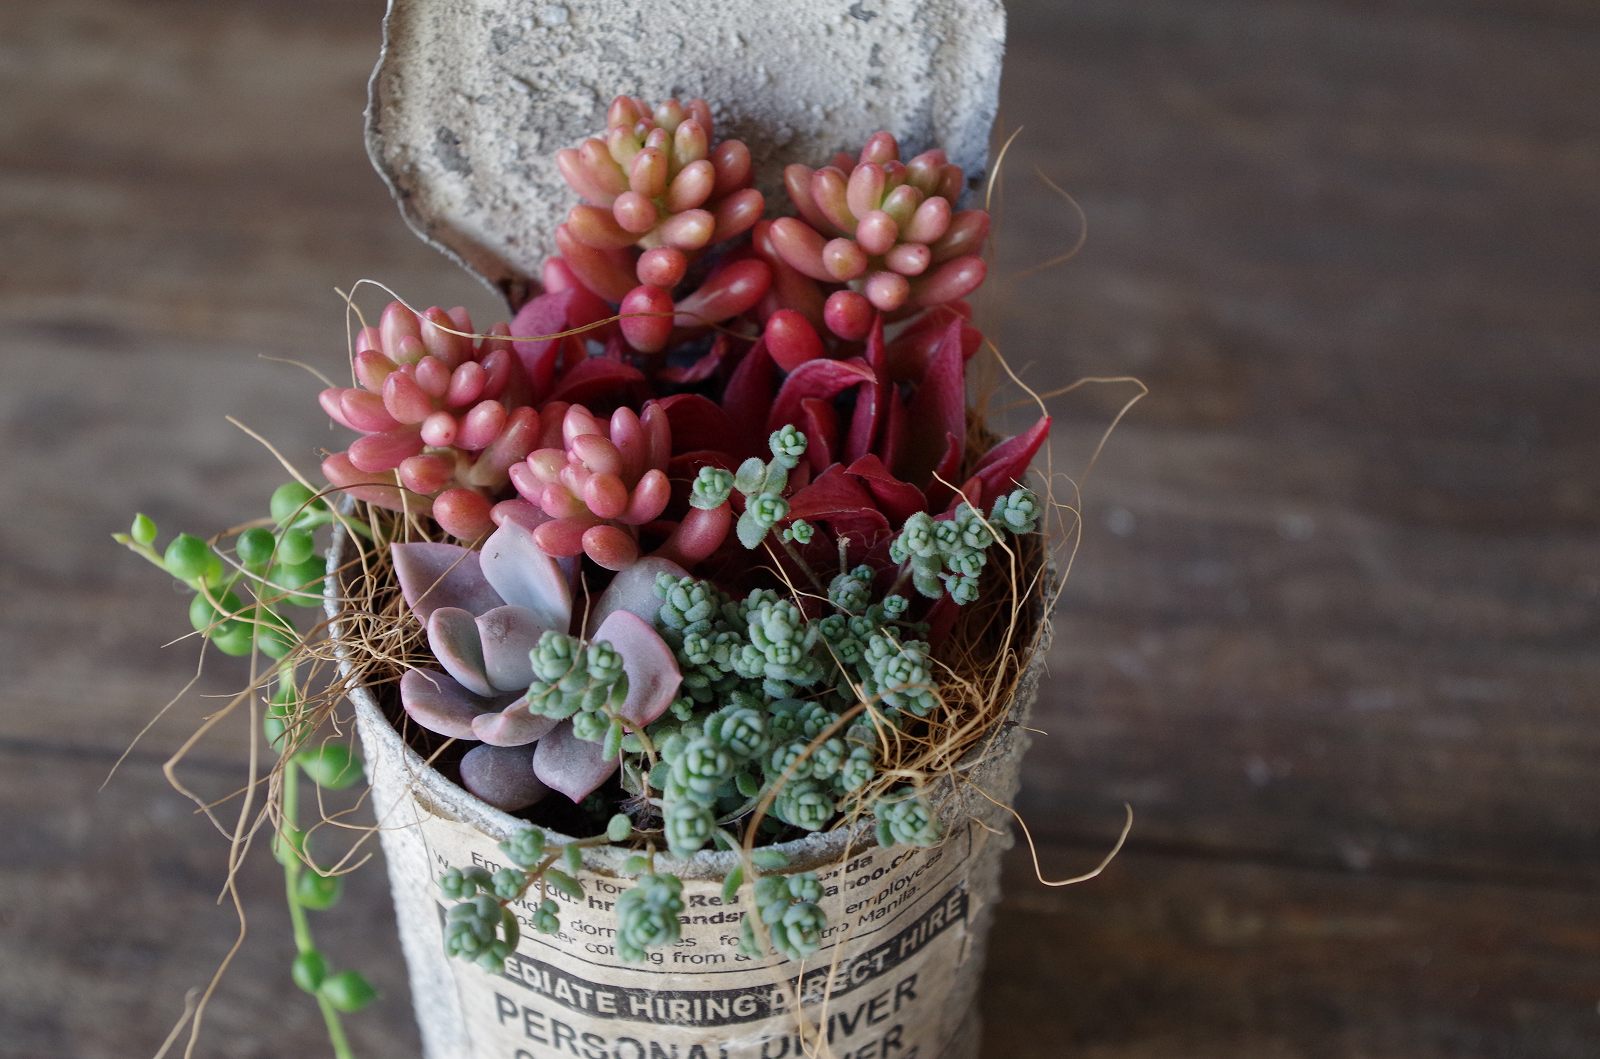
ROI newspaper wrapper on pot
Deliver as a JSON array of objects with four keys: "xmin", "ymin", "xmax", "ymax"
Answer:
[{"xmin": 329, "ymin": 530, "xmax": 1046, "ymax": 1059}]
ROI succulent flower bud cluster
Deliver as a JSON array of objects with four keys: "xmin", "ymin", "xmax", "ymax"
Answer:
[
  {"xmin": 768, "ymin": 130, "xmax": 990, "ymax": 341},
  {"xmin": 320, "ymin": 301, "xmax": 539, "ymax": 540}
]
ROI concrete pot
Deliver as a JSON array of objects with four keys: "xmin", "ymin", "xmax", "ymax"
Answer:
[{"xmin": 326, "ymin": 525, "xmax": 1045, "ymax": 1059}]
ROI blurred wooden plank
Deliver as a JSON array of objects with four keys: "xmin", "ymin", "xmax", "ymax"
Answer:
[{"xmin": 982, "ymin": 848, "xmax": 1600, "ymax": 1059}]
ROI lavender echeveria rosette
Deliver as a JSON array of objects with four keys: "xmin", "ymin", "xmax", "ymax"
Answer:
[{"xmin": 392, "ymin": 517, "xmax": 685, "ymax": 811}]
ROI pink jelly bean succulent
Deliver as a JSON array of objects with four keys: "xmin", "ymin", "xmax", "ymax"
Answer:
[
  {"xmin": 553, "ymin": 96, "xmax": 771, "ymax": 354},
  {"xmin": 768, "ymin": 131, "xmax": 991, "ymax": 336},
  {"xmin": 320, "ymin": 302, "xmax": 539, "ymax": 540},
  {"xmin": 505, "ymin": 401, "xmax": 731, "ymax": 570}
]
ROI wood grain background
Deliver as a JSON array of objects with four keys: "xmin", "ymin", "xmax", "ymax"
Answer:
[{"xmin": 2, "ymin": 1, "xmax": 1596, "ymax": 1056}]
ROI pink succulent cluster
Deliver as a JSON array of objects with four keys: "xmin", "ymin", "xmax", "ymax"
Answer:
[
  {"xmin": 321, "ymin": 302, "xmax": 538, "ymax": 540},
  {"xmin": 555, "ymin": 96, "xmax": 770, "ymax": 354},
  {"xmin": 765, "ymin": 131, "xmax": 990, "ymax": 341},
  {"xmin": 503, "ymin": 402, "xmax": 729, "ymax": 570}
]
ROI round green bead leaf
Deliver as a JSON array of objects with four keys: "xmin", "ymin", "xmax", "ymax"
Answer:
[
  {"xmin": 291, "ymin": 950, "xmax": 328, "ymax": 993},
  {"xmin": 162, "ymin": 534, "xmax": 213, "ymax": 581},
  {"xmin": 235, "ymin": 527, "xmax": 277, "ymax": 570},
  {"xmin": 295, "ymin": 870, "xmax": 343, "ymax": 910},
  {"xmin": 318, "ymin": 970, "xmax": 377, "ymax": 1013},
  {"xmin": 270, "ymin": 482, "xmax": 318, "ymax": 525},
  {"xmin": 296, "ymin": 744, "xmax": 362, "ymax": 790}
]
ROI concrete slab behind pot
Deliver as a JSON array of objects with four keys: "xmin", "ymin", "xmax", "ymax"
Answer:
[{"xmin": 367, "ymin": 0, "xmax": 1005, "ymax": 301}]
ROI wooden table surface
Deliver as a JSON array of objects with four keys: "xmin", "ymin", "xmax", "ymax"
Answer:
[{"xmin": 4, "ymin": 1, "xmax": 1597, "ymax": 1056}]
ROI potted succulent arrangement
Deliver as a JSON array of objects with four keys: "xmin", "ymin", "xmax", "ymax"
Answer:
[{"xmin": 117, "ymin": 15, "xmax": 1089, "ymax": 1056}]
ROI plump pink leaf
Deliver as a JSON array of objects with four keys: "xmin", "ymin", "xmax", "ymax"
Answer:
[
  {"xmin": 769, "ymin": 358, "xmax": 876, "ymax": 439},
  {"xmin": 971, "ymin": 415, "xmax": 1052, "ymax": 504},
  {"xmin": 432, "ymin": 488, "xmax": 495, "ymax": 540},
  {"xmin": 586, "ymin": 557, "xmax": 686, "ymax": 634},
  {"xmin": 391, "ymin": 543, "xmax": 502, "ymax": 622},
  {"xmin": 471, "ymin": 707, "xmax": 559, "ymax": 748},
  {"xmin": 459, "ymin": 744, "xmax": 549, "ymax": 812},
  {"xmin": 581, "ymin": 524, "xmax": 640, "ymax": 571},
  {"xmin": 533, "ymin": 723, "xmax": 619, "ymax": 803},
  {"xmin": 653, "ymin": 505, "xmax": 733, "ymax": 566},
  {"xmin": 348, "ymin": 428, "xmax": 426, "ymax": 473},
  {"xmin": 478, "ymin": 520, "xmax": 573, "ymax": 631},
  {"xmin": 322, "ymin": 453, "xmax": 409, "ymax": 510},
  {"xmin": 399, "ymin": 668, "xmax": 517, "ymax": 740}
]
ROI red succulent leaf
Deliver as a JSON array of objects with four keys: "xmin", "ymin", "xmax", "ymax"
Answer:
[
  {"xmin": 510, "ymin": 287, "xmax": 610, "ymax": 400},
  {"xmin": 769, "ymin": 357, "xmax": 876, "ymax": 440},
  {"xmin": 896, "ymin": 316, "xmax": 967, "ymax": 488},
  {"xmin": 878, "ymin": 387, "xmax": 908, "ymax": 473},
  {"xmin": 787, "ymin": 465, "xmax": 891, "ymax": 542},
  {"xmin": 844, "ymin": 318, "xmax": 889, "ymax": 462},
  {"xmin": 885, "ymin": 303, "xmax": 980, "ymax": 380},
  {"xmin": 971, "ymin": 414, "xmax": 1052, "ymax": 505},
  {"xmin": 923, "ymin": 433, "xmax": 965, "ymax": 512},
  {"xmin": 547, "ymin": 356, "xmax": 647, "ymax": 405},
  {"xmin": 843, "ymin": 455, "xmax": 927, "ymax": 524},
  {"xmin": 655, "ymin": 394, "xmax": 739, "ymax": 456},
  {"xmin": 798, "ymin": 397, "xmax": 839, "ymax": 473},
  {"xmin": 721, "ymin": 338, "xmax": 777, "ymax": 454},
  {"xmin": 656, "ymin": 333, "xmax": 742, "ymax": 386}
]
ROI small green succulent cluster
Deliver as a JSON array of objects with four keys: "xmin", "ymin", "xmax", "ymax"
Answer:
[
  {"xmin": 615, "ymin": 872, "xmax": 685, "ymax": 961},
  {"xmin": 438, "ymin": 820, "xmax": 627, "ymax": 967},
  {"xmin": 525, "ymin": 632, "xmax": 633, "ymax": 754},
  {"xmin": 641, "ymin": 568, "xmax": 941, "ymax": 857},
  {"xmin": 739, "ymin": 871, "xmax": 828, "ymax": 961},
  {"xmin": 686, "ymin": 426, "xmax": 814, "ymax": 550},
  {"xmin": 888, "ymin": 488, "xmax": 1040, "ymax": 605},
  {"xmin": 873, "ymin": 790, "xmax": 943, "ymax": 848}
]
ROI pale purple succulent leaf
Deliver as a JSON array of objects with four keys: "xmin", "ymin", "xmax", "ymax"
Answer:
[
  {"xmin": 591, "ymin": 610, "xmax": 682, "ymax": 726},
  {"xmin": 399, "ymin": 668, "xmax": 518, "ymax": 740},
  {"xmin": 475, "ymin": 605, "xmax": 547, "ymax": 691},
  {"xmin": 585, "ymin": 557, "xmax": 686, "ymax": 635},
  {"xmin": 426, "ymin": 607, "xmax": 494, "ymax": 697},
  {"xmin": 391, "ymin": 542, "xmax": 503, "ymax": 622},
  {"xmin": 471, "ymin": 706, "xmax": 559, "ymax": 748},
  {"xmin": 478, "ymin": 520, "xmax": 573, "ymax": 632},
  {"xmin": 459, "ymin": 743, "xmax": 550, "ymax": 812},
  {"xmin": 532, "ymin": 722, "xmax": 620, "ymax": 802}
]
